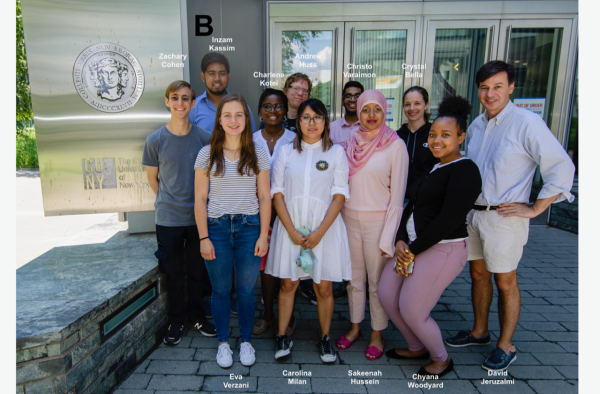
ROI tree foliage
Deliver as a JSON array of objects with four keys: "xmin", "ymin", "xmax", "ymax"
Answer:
[
  {"xmin": 281, "ymin": 31, "xmax": 322, "ymax": 75},
  {"xmin": 17, "ymin": 0, "xmax": 33, "ymax": 133}
]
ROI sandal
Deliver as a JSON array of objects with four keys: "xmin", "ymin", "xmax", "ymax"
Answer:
[
  {"xmin": 336, "ymin": 330, "xmax": 362, "ymax": 350},
  {"xmin": 365, "ymin": 339, "xmax": 385, "ymax": 360},
  {"xmin": 386, "ymin": 348, "xmax": 430, "ymax": 360},
  {"xmin": 252, "ymin": 317, "xmax": 275, "ymax": 335}
]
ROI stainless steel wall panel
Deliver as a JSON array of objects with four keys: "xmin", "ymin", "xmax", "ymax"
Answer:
[
  {"xmin": 21, "ymin": 0, "xmax": 184, "ymax": 216},
  {"xmin": 185, "ymin": 0, "xmax": 264, "ymax": 131}
]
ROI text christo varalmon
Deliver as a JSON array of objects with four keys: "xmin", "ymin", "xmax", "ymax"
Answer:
[{"xmin": 344, "ymin": 63, "xmax": 375, "ymax": 78}]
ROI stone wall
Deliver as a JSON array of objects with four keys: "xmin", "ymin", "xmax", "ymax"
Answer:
[
  {"xmin": 549, "ymin": 185, "xmax": 578, "ymax": 233},
  {"xmin": 16, "ymin": 269, "xmax": 168, "ymax": 394}
]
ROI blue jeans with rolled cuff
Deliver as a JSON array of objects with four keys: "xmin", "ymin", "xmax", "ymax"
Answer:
[{"xmin": 205, "ymin": 214, "xmax": 262, "ymax": 343}]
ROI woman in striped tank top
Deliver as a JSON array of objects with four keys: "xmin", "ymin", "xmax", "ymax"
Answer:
[{"xmin": 194, "ymin": 93, "xmax": 271, "ymax": 369}]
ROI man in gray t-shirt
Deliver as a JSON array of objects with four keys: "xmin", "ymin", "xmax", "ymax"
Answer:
[
  {"xmin": 142, "ymin": 81, "xmax": 215, "ymax": 346},
  {"xmin": 142, "ymin": 124, "xmax": 210, "ymax": 226}
]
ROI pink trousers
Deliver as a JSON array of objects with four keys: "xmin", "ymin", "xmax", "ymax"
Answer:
[
  {"xmin": 378, "ymin": 240, "xmax": 468, "ymax": 362},
  {"xmin": 343, "ymin": 214, "xmax": 389, "ymax": 331}
]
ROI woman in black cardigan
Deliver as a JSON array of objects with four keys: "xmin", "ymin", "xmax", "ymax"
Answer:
[
  {"xmin": 378, "ymin": 96, "xmax": 482, "ymax": 378},
  {"xmin": 396, "ymin": 86, "xmax": 439, "ymax": 199}
]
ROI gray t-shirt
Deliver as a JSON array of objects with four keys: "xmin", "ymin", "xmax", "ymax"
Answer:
[{"xmin": 142, "ymin": 124, "xmax": 212, "ymax": 226}]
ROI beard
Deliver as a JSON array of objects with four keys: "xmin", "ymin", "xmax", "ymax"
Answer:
[{"xmin": 207, "ymin": 84, "xmax": 227, "ymax": 96}]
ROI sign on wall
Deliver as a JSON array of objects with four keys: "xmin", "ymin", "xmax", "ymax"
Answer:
[
  {"xmin": 73, "ymin": 43, "xmax": 145, "ymax": 113},
  {"xmin": 21, "ymin": 0, "xmax": 184, "ymax": 216},
  {"xmin": 514, "ymin": 97, "xmax": 545, "ymax": 118}
]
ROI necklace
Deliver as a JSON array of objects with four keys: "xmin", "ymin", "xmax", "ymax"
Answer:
[
  {"xmin": 223, "ymin": 146, "xmax": 241, "ymax": 159},
  {"xmin": 263, "ymin": 128, "xmax": 284, "ymax": 143}
]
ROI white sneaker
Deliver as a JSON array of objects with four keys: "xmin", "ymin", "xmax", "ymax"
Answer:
[
  {"xmin": 239, "ymin": 342, "xmax": 256, "ymax": 366},
  {"xmin": 216, "ymin": 343, "xmax": 233, "ymax": 368}
]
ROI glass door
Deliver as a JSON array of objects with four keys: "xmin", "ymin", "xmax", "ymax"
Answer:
[
  {"xmin": 497, "ymin": 19, "xmax": 573, "ymax": 225},
  {"xmin": 497, "ymin": 19, "xmax": 573, "ymax": 136},
  {"xmin": 423, "ymin": 20, "xmax": 499, "ymax": 125},
  {"xmin": 272, "ymin": 22, "xmax": 344, "ymax": 119},
  {"xmin": 342, "ymin": 22, "xmax": 416, "ymax": 129}
]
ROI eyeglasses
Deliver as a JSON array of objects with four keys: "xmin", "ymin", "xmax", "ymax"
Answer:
[
  {"xmin": 299, "ymin": 115, "xmax": 325, "ymax": 124},
  {"xmin": 261, "ymin": 103, "xmax": 284, "ymax": 112},
  {"xmin": 343, "ymin": 93, "xmax": 361, "ymax": 101},
  {"xmin": 290, "ymin": 87, "xmax": 310, "ymax": 96}
]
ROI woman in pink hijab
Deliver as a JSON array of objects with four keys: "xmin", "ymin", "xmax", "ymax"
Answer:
[{"xmin": 336, "ymin": 89, "xmax": 409, "ymax": 360}]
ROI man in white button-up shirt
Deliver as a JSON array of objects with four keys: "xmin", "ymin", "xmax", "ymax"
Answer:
[{"xmin": 444, "ymin": 61, "xmax": 575, "ymax": 372}]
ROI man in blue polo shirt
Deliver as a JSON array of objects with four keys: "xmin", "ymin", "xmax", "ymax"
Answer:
[{"xmin": 189, "ymin": 52, "xmax": 256, "ymax": 132}]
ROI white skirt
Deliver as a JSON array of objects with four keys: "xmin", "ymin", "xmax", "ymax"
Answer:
[{"xmin": 265, "ymin": 197, "xmax": 352, "ymax": 283}]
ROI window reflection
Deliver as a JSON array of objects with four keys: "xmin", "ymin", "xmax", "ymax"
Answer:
[
  {"xmin": 430, "ymin": 29, "xmax": 487, "ymax": 124},
  {"xmin": 508, "ymin": 28, "xmax": 563, "ymax": 128},
  {"xmin": 353, "ymin": 30, "xmax": 407, "ymax": 129},
  {"xmin": 282, "ymin": 30, "xmax": 332, "ymax": 112}
]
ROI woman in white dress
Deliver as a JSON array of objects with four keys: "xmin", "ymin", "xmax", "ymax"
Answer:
[
  {"xmin": 266, "ymin": 98, "xmax": 351, "ymax": 363},
  {"xmin": 251, "ymin": 89, "xmax": 297, "ymax": 336}
]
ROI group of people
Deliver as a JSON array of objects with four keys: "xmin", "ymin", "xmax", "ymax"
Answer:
[{"xmin": 142, "ymin": 52, "xmax": 575, "ymax": 377}]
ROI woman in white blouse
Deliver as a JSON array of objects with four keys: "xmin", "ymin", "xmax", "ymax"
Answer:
[
  {"xmin": 251, "ymin": 89, "xmax": 297, "ymax": 336},
  {"xmin": 266, "ymin": 98, "xmax": 351, "ymax": 363}
]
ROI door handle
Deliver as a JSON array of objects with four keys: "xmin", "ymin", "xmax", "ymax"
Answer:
[
  {"xmin": 504, "ymin": 25, "xmax": 512, "ymax": 61},
  {"xmin": 488, "ymin": 25, "xmax": 495, "ymax": 61}
]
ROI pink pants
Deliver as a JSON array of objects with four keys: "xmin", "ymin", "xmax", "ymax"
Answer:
[
  {"xmin": 343, "ymin": 214, "xmax": 389, "ymax": 331},
  {"xmin": 378, "ymin": 240, "xmax": 468, "ymax": 362}
]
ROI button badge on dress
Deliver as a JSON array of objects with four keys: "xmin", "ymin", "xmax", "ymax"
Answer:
[{"xmin": 316, "ymin": 160, "xmax": 329, "ymax": 171}]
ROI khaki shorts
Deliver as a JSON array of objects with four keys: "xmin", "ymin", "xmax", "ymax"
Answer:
[{"xmin": 466, "ymin": 209, "xmax": 529, "ymax": 273}]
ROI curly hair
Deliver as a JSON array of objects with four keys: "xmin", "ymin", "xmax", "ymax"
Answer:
[
  {"xmin": 436, "ymin": 96, "xmax": 473, "ymax": 134},
  {"xmin": 88, "ymin": 58, "xmax": 129, "ymax": 99}
]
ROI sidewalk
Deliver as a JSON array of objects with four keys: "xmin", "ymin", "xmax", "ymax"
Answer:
[
  {"xmin": 112, "ymin": 226, "xmax": 578, "ymax": 394},
  {"xmin": 16, "ymin": 169, "xmax": 127, "ymax": 269}
]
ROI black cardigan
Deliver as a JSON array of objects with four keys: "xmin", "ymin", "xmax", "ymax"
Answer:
[
  {"xmin": 395, "ymin": 158, "xmax": 482, "ymax": 256},
  {"xmin": 396, "ymin": 122, "xmax": 440, "ymax": 197}
]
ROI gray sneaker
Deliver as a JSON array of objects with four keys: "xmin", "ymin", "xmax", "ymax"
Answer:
[
  {"xmin": 275, "ymin": 335, "xmax": 293, "ymax": 359},
  {"xmin": 318, "ymin": 335, "xmax": 336, "ymax": 363}
]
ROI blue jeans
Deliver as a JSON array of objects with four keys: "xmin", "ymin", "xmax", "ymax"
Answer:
[{"xmin": 206, "ymin": 214, "xmax": 262, "ymax": 342}]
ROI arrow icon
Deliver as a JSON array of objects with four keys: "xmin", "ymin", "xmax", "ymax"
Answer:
[{"xmin": 454, "ymin": 63, "xmax": 459, "ymax": 71}]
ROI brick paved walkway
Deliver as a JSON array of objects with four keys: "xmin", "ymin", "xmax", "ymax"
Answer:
[{"xmin": 112, "ymin": 226, "xmax": 578, "ymax": 394}]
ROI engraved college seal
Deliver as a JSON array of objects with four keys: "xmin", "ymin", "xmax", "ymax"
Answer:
[{"xmin": 73, "ymin": 43, "xmax": 144, "ymax": 113}]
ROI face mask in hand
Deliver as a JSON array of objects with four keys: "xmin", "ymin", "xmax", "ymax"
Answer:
[{"xmin": 289, "ymin": 226, "xmax": 313, "ymax": 273}]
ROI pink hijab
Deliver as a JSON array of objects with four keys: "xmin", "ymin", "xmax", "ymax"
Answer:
[{"xmin": 345, "ymin": 89, "xmax": 399, "ymax": 180}]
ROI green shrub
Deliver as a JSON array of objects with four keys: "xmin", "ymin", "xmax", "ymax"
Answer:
[{"xmin": 16, "ymin": 128, "xmax": 39, "ymax": 169}]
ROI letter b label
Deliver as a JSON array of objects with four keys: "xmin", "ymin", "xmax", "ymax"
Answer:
[{"xmin": 196, "ymin": 15, "xmax": 213, "ymax": 36}]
